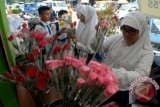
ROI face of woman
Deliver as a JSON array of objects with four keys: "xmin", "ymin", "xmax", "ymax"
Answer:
[
  {"xmin": 80, "ymin": 14, "xmax": 85, "ymax": 23},
  {"xmin": 121, "ymin": 25, "xmax": 139, "ymax": 45}
]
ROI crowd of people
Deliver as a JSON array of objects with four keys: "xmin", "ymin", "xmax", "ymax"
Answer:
[{"xmin": 6, "ymin": 4, "xmax": 160, "ymax": 107}]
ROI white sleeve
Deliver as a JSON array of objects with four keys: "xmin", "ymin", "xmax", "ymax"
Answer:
[
  {"xmin": 51, "ymin": 24, "xmax": 57, "ymax": 35},
  {"xmin": 34, "ymin": 25, "xmax": 44, "ymax": 32},
  {"xmin": 75, "ymin": 42, "xmax": 90, "ymax": 53},
  {"xmin": 86, "ymin": 30, "xmax": 96, "ymax": 53},
  {"xmin": 102, "ymin": 35, "xmax": 120, "ymax": 53},
  {"xmin": 111, "ymin": 52, "xmax": 154, "ymax": 90}
]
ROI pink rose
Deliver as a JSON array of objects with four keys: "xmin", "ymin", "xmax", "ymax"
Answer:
[
  {"xmin": 88, "ymin": 72, "xmax": 98, "ymax": 85},
  {"xmin": 103, "ymin": 85, "xmax": 119, "ymax": 97},
  {"xmin": 78, "ymin": 65, "xmax": 90, "ymax": 76},
  {"xmin": 45, "ymin": 60, "xmax": 65, "ymax": 70},
  {"xmin": 100, "ymin": 19, "xmax": 110, "ymax": 29},
  {"xmin": 76, "ymin": 78, "xmax": 85, "ymax": 88},
  {"xmin": 103, "ymin": 102, "xmax": 119, "ymax": 107},
  {"xmin": 96, "ymin": 76, "xmax": 106, "ymax": 86}
]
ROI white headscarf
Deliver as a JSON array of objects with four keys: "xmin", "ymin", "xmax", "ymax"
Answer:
[
  {"xmin": 76, "ymin": 5, "xmax": 98, "ymax": 53},
  {"xmin": 75, "ymin": 5, "xmax": 85, "ymax": 29},
  {"xmin": 106, "ymin": 11, "xmax": 153, "ymax": 69},
  {"xmin": 75, "ymin": 4, "xmax": 85, "ymax": 17}
]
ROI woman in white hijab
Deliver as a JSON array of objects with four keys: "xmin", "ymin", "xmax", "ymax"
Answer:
[
  {"xmin": 101, "ymin": 11, "xmax": 154, "ymax": 107},
  {"xmin": 75, "ymin": 5, "xmax": 98, "ymax": 54}
]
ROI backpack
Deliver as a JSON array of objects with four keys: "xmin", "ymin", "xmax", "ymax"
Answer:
[{"xmin": 28, "ymin": 19, "xmax": 59, "ymax": 32}]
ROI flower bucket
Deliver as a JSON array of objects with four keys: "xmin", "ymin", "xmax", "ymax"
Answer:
[
  {"xmin": 16, "ymin": 85, "xmax": 36, "ymax": 107},
  {"xmin": 29, "ymin": 87, "xmax": 62, "ymax": 106},
  {"xmin": 44, "ymin": 99, "xmax": 80, "ymax": 107}
]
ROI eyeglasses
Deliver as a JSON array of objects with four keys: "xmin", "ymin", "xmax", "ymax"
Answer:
[{"xmin": 120, "ymin": 25, "xmax": 139, "ymax": 35}]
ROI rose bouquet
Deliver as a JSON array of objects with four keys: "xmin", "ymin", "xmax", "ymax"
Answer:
[
  {"xmin": 0, "ymin": 18, "xmax": 119, "ymax": 107},
  {"xmin": 96, "ymin": 7, "xmax": 118, "ymax": 37},
  {"xmin": 44, "ymin": 54, "xmax": 119, "ymax": 107},
  {"xmin": 0, "ymin": 46, "xmax": 119, "ymax": 107},
  {"xmin": 3, "ymin": 23, "xmax": 56, "ymax": 92}
]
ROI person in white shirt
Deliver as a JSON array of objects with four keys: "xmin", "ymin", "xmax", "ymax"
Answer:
[
  {"xmin": 74, "ymin": 5, "xmax": 98, "ymax": 57},
  {"xmin": 34, "ymin": 6, "xmax": 66, "ymax": 58},
  {"xmin": 34, "ymin": 6, "xmax": 57, "ymax": 37},
  {"xmin": 7, "ymin": 9, "xmax": 23, "ymax": 33},
  {"xmin": 100, "ymin": 11, "xmax": 154, "ymax": 107}
]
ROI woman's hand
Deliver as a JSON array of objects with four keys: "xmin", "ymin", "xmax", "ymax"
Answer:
[
  {"xmin": 95, "ymin": 23, "xmax": 100, "ymax": 31},
  {"xmin": 72, "ymin": 37, "xmax": 78, "ymax": 44}
]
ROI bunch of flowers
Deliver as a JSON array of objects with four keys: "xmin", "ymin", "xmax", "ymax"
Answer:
[
  {"xmin": 59, "ymin": 14, "xmax": 77, "ymax": 38},
  {"xmin": 0, "ymin": 65, "xmax": 52, "ymax": 91},
  {"xmin": 0, "ymin": 20, "xmax": 119, "ymax": 106},
  {"xmin": 96, "ymin": 7, "xmax": 118, "ymax": 37},
  {"xmin": 91, "ymin": 8, "xmax": 119, "ymax": 63},
  {"xmin": 61, "ymin": 14, "xmax": 72, "ymax": 26},
  {"xmin": 44, "ymin": 54, "xmax": 119, "ymax": 106},
  {"xmin": 5, "ymin": 22, "xmax": 58, "ymax": 92}
]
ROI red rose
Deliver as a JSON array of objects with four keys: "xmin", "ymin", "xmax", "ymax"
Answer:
[
  {"xmin": 113, "ymin": 15, "xmax": 118, "ymax": 23},
  {"xmin": 27, "ymin": 67, "xmax": 37, "ymax": 78},
  {"xmin": 8, "ymin": 34, "xmax": 14, "ymax": 41},
  {"xmin": 73, "ymin": 21, "xmax": 76, "ymax": 26},
  {"xmin": 11, "ymin": 66, "xmax": 19, "ymax": 75},
  {"xmin": 21, "ymin": 28, "xmax": 29, "ymax": 33},
  {"xmin": 53, "ymin": 46, "xmax": 61, "ymax": 55},
  {"xmin": 30, "ymin": 31, "xmax": 36, "ymax": 37},
  {"xmin": 70, "ymin": 22, "xmax": 74, "ymax": 28},
  {"xmin": 27, "ymin": 53, "xmax": 35, "ymax": 62},
  {"xmin": 39, "ymin": 40, "xmax": 47, "ymax": 48},
  {"xmin": 32, "ymin": 47, "xmax": 42, "ymax": 57},
  {"xmin": 16, "ymin": 76, "xmax": 25, "ymax": 84},
  {"xmin": 35, "ymin": 33, "xmax": 44, "ymax": 41},
  {"xmin": 3, "ymin": 72, "xmax": 13, "ymax": 79},
  {"xmin": 22, "ymin": 22, "xmax": 27, "ymax": 28},
  {"xmin": 36, "ymin": 78, "xmax": 47, "ymax": 90},
  {"xmin": 38, "ymin": 71, "xmax": 45, "ymax": 80},
  {"xmin": 63, "ymin": 43, "xmax": 70, "ymax": 51}
]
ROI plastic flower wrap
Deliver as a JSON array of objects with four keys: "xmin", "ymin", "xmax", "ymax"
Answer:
[
  {"xmin": 0, "ymin": 65, "xmax": 52, "ymax": 91},
  {"xmin": 3, "ymin": 22, "xmax": 61, "ymax": 92},
  {"xmin": 61, "ymin": 14, "xmax": 76, "ymax": 38},
  {"xmin": 44, "ymin": 54, "xmax": 119, "ymax": 107},
  {"xmin": 62, "ymin": 14, "xmax": 72, "ymax": 26}
]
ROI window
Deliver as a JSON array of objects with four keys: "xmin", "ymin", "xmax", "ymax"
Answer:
[{"xmin": 151, "ymin": 19, "xmax": 160, "ymax": 34}]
